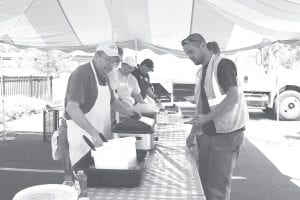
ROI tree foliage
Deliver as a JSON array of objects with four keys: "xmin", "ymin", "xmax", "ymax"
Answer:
[
  {"xmin": 266, "ymin": 42, "xmax": 300, "ymax": 70},
  {"xmin": 33, "ymin": 50, "xmax": 76, "ymax": 75}
]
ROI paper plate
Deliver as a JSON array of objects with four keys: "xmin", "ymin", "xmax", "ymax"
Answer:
[
  {"xmin": 13, "ymin": 184, "xmax": 78, "ymax": 200},
  {"xmin": 132, "ymin": 103, "xmax": 159, "ymax": 113}
]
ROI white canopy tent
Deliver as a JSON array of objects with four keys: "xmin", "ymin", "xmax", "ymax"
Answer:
[
  {"xmin": 0, "ymin": 0, "xmax": 300, "ymax": 57},
  {"xmin": 0, "ymin": 0, "xmax": 300, "ymax": 135}
]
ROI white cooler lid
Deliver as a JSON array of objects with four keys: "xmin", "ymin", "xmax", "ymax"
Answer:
[{"xmin": 139, "ymin": 117, "xmax": 155, "ymax": 127}]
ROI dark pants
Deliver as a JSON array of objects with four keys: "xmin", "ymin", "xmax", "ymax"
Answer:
[
  {"xmin": 57, "ymin": 119, "xmax": 73, "ymax": 180},
  {"xmin": 196, "ymin": 131, "xmax": 244, "ymax": 200},
  {"xmin": 57, "ymin": 119, "xmax": 100, "ymax": 176}
]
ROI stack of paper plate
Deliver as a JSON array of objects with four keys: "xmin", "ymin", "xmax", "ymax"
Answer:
[
  {"xmin": 13, "ymin": 184, "xmax": 78, "ymax": 200},
  {"xmin": 132, "ymin": 103, "xmax": 159, "ymax": 113}
]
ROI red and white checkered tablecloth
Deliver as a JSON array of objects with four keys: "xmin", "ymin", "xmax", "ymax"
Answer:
[{"xmin": 88, "ymin": 115, "xmax": 205, "ymax": 200}]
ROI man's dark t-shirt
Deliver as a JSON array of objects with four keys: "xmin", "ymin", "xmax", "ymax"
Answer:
[
  {"xmin": 131, "ymin": 65, "xmax": 151, "ymax": 99},
  {"xmin": 64, "ymin": 62, "xmax": 114, "ymax": 120}
]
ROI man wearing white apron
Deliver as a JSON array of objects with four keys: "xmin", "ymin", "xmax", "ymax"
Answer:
[
  {"xmin": 108, "ymin": 56, "xmax": 144, "ymax": 109},
  {"xmin": 64, "ymin": 42, "xmax": 138, "ymax": 168}
]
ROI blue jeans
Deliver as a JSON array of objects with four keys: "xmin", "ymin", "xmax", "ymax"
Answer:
[{"xmin": 196, "ymin": 131, "xmax": 244, "ymax": 200}]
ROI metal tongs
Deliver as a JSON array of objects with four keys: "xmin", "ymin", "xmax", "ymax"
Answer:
[{"xmin": 82, "ymin": 132, "xmax": 107, "ymax": 151}]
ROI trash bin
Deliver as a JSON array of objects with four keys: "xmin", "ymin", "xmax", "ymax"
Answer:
[{"xmin": 43, "ymin": 109, "xmax": 59, "ymax": 142}]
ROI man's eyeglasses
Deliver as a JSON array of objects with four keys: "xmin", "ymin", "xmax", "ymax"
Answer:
[{"xmin": 99, "ymin": 53, "xmax": 120, "ymax": 65}]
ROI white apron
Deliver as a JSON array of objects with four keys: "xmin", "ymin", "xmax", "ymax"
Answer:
[
  {"xmin": 67, "ymin": 61, "xmax": 111, "ymax": 166},
  {"xmin": 118, "ymin": 80, "xmax": 135, "ymax": 108}
]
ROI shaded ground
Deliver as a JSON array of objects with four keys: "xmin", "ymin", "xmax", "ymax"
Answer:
[{"xmin": 0, "ymin": 134, "xmax": 63, "ymax": 200}]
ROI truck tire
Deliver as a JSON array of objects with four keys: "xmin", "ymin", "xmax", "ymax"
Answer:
[{"xmin": 274, "ymin": 90, "xmax": 300, "ymax": 120}]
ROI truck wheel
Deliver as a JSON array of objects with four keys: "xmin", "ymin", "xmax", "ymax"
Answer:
[{"xmin": 274, "ymin": 90, "xmax": 300, "ymax": 120}]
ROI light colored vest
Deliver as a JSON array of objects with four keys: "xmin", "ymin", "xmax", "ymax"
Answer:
[
  {"xmin": 194, "ymin": 67, "xmax": 202, "ymax": 112},
  {"xmin": 198, "ymin": 55, "xmax": 248, "ymax": 133}
]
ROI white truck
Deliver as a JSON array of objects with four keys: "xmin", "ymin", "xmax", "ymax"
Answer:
[
  {"xmin": 154, "ymin": 51, "xmax": 300, "ymax": 121},
  {"xmin": 235, "ymin": 49, "xmax": 300, "ymax": 121},
  {"xmin": 239, "ymin": 63, "xmax": 300, "ymax": 120}
]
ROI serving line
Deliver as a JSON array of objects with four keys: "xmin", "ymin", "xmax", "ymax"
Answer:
[{"xmin": 87, "ymin": 113, "xmax": 205, "ymax": 200}]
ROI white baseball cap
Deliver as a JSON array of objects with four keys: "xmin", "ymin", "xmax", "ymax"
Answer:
[
  {"xmin": 122, "ymin": 56, "xmax": 136, "ymax": 67},
  {"xmin": 96, "ymin": 42, "xmax": 119, "ymax": 57}
]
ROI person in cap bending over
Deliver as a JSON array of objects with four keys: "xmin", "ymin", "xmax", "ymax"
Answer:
[
  {"xmin": 64, "ymin": 42, "xmax": 140, "ymax": 168},
  {"xmin": 107, "ymin": 47, "xmax": 124, "ymax": 125},
  {"xmin": 131, "ymin": 59, "xmax": 160, "ymax": 104},
  {"xmin": 182, "ymin": 33, "xmax": 248, "ymax": 200},
  {"xmin": 107, "ymin": 47, "xmax": 124, "ymax": 94},
  {"xmin": 108, "ymin": 56, "xmax": 144, "ymax": 109}
]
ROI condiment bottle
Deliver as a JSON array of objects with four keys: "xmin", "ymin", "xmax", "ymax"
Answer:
[{"xmin": 74, "ymin": 170, "xmax": 88, "ymax": 197}]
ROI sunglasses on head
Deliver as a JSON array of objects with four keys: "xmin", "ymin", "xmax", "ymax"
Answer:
[{"xmin": 181, "ymin": 38, "xmax": 202, "ymax": 46}]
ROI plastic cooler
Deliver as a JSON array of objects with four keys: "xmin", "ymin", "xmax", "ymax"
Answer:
[
  {"xmin": 86, "ymin": 150, "xmax": 147, "ymax": 187},
  {"xmin": 73, "ymin": 150, "xmax": 148, "ymax": 188}
]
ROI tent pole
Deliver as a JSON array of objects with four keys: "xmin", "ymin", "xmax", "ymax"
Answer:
[
  {"xmin": 189, "ymin": 0, "xmax": 195, "ymax": 34},
  {"xmin": 269, "ymin": 45, "xmax": 280, "ymax": 121},
  {"xmin": 0, "ymin": 58, "xmax": 7, "ymax": 140},
  {"xmin": 0, "ymin": 47, "xmax": 15, "ymax": 141},
  {"xmin": 0, "ymin": 55, "xmax": 6, "ymax": 140},
  {"xmin": 275, "ymin": 55, "xmax": 280, "ymax": 121},
  {"xmin": 134, "ymin": 39, "xmax": 138, "ymax": 64},
  {"xmin": 270, "ymin": 44, "xmax": 280, "ymax": 121},
  {"xmin": 107, "ymin": 0, "xmax": 115, "ymax": 42}
]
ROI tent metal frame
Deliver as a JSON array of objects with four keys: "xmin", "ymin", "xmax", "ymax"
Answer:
[{"xmin": 0, "ymin": 53, "xmax": 15, "ymax": 141}]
